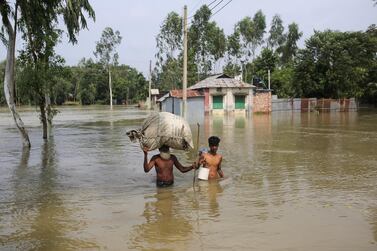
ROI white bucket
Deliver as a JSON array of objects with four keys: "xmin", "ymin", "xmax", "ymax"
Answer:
[{"xmin": 197, "ymin": 167, "xmax": 209, "ymax": 180}]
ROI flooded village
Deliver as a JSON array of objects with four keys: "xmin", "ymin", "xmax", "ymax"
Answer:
[{"xmin": 1, "ymin": 1, "xmax": 377, "ymax": 250}]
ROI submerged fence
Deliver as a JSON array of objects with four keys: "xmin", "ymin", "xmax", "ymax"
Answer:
[{"xmin": 272, "ymin": 98, "xmax": 357, "ymax": 112}]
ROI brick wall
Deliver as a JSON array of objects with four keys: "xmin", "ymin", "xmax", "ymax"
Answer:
[{"xmin": 253, "ymin": 91, "xmax": 272, "ymax": 113}]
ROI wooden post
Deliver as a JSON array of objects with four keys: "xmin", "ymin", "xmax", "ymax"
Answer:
[{"xmin": 182, "ymin": 5, "xmax": 188, "ymax": 119}]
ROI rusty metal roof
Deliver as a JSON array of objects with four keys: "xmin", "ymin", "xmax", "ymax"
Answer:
[
  {"xmin": 157, "ymin": 89, "xmax": 203, "ymax": 102},
  {"xmin": 189, "ymin": 74, "xmax": 255, "ymax": 90},
  {"xmin": 170, "ymin": 89, "xmax": 203, "ymax": 98}
]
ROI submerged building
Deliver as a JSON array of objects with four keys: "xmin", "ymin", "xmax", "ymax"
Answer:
[{"xmin": 158, "ymin": 74, "xmax": 267, "ymax": 117}]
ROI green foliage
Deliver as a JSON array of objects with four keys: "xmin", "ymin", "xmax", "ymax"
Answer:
[
  {"xmin": 113, "ymin": 65, "xmax": 148, "ymax": 104},
  {"xmin": 94, "ymin": 27, "xmax": 122, "ymax": 66},
  {"xmin": 253, "ymin": 48, "xmax": 278, "ymax": 82},
  {"xmin": 155, "ymin": 11, "xmax": 182, "ymax": 64},
  {"xmin": 268, "ymin": 15, "xmax": 285, "ymax": 51},
  {"xmin": 271, "ymin": 66, "xmax": 295, "ymax": 98},
  {"xmin": 237, "ymin": 10, "xmax": 266, "ymax": 61},
  {"xmin": 154, "ymin": 11, "xmax": 183, "ymax": 90},
  {"xmin": 293, "ymin": 29, "xmax": 377, "ymax": 99},
  {"xmin": 155, "ymin": 57, "xmax": 182, "ymax": 91},
  {"xmin": 188, "ymin": 5, "xmax": 226, "ymax": 76},
  {"xmin": 223, "ymin": 62, "xmax": 241, "ymax": 78},
  {"xmin": 281, "ymin": 23, "xmax": 302, "ymax": 65}
]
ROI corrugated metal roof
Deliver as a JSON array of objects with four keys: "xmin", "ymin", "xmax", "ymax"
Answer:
[
  {"xmin": 157, "ymin": 89, "xmax": 203, "ymax": 102},
  {"xmin": 170, "ymin": 89, "xmax": 203, "ymax": 98},
  {"xmin": 189, "ymin": 74, "xmax": 255, "ymax": 90}
]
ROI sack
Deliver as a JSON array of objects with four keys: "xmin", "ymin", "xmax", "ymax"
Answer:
[{"xmin": 127, "ymin": 112, "xmax": 194, "ymax": 151}]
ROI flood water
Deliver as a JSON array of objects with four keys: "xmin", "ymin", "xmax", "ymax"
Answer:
[{"xmin": 0, "ymin": 106, "xmax": 376, "ymax": 250}]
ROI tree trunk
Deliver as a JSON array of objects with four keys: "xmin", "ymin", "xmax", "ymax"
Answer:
[
  {"xmin": 46, "ymin": 94, "xmax": 53, "ymax": 137},
  {"xmin": 3, "ymin": 11, "xmax": 31, "ymax": 148},
  {"xmin": 39, "ymin": 96, "xmax": 48, "ymax": 140},
  {"xmin": 109, "ymin": 65, "xmax": 113, "ymax": 109}
]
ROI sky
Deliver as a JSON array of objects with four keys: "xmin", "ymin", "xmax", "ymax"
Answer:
[{"xmin": 1, "ymin": 0, "xmax": 376, "ymax": 76}]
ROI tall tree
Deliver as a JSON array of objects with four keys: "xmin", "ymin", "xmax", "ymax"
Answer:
[
  {"xmin": 236, "ymin": 10, "xmax": 266, "ymax": 82},
  {"xmin": 294, "ymin": 30, "xmax": 377, "ymax": 99},
  {"xmin": 155, "ymin": 11, "xmax": 182, "ymax": 64},
  {"xmin": 154, "ymin": 11, "xmax": 183, "ymax": 90},
  {"xmin": 253, "ymin": 48, "xmax": 278, "ymax": 85},
  {"xmin": 0, "ymin": 0, "xmax": 95, "ymax": 147},
  {"xmin": 223, "ymin": 30, "xmax": 242, "ymax": 77},
  {"xmin": 281, "ymin": 22, "xmax": 302, "ymax": 65},
  {"xmin": 237, "ymin": 10, "xmax": 266, "ymax": 61},
  {"xmin": 94, "ymin": 27, "xmax": 122, "ymax": 109},
  {"xmin": 267, "ymin": 14, "xmax": 285, "ymax": 52},
  {"xmin": 189, "ymin": 5, "xmax": 226, "ymax": 79}
]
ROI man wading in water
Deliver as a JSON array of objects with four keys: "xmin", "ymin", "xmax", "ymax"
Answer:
[
  {"xmin": 143, "ymin": 145, "xmax": 196, "ymax": 187},
  {"xmin": 199, "ymin": 136, "xmax": 224, "ymax": 180}
]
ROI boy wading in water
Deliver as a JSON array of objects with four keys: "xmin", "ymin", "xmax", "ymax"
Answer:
[
  {"xmin": 199, "ymin": 136, "xmax": 224, "ymax": 180},
  {"xmin": 143, "ymin": 145, "xmax": 196, "ymax": 187}
]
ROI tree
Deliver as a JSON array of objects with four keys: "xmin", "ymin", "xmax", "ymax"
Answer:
[
  {"xmin": 155, "ymin": 12, "xmax": 182, "ymax": 64},
  {"xmin": 281, "ymin": 23, "xmax": 302, "ymax": 65},
  {"xmin": 0, "ymin": 60, "xmax": 5, "ymax": 105},
  {"xmin": 94, "ymin": 27, "xmax": 122, "ymax": 109},
  {"xmin": 154, "ymin": 12, "xmax": 183, "ymax": 90},
  {"xmin": 267, "ymin": 14, "xmax": 285, "ymax": 52},
  {"xmin": 293, "ymin": 30, "xmax": 377, "ymax": 99},
  {"xmin": 271, "ymin": 66, "xmax": 295, "ymax": 98},
  {"xmin": 189, "ymin": 5, "xmax": 226, "ymax": 79},
  {"xmin": 0, "ymin": 0, "xmax": 95, "ymax": 147},
  {"xmin": 75, "ymin": 58, "xmax": 106, "ymax": 105},
  {"xmin": 236, "ymin": 10, "xmax": 266, "ymax": 81},
  {"xmin": 253, "ymin": 48, "xmax": 278, "ymax": 85}
]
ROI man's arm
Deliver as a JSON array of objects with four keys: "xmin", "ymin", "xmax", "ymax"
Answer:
[
  {"xmin": 217, "ymin": 156, "xmax": 224, "ymax": 178},
  {"xmin": 172, "ymin": 155, "xmax": 194, "ymax": 173},
  {"xmin": 143, "ymin": 148, "xmax": 155, "ymax": 173}
]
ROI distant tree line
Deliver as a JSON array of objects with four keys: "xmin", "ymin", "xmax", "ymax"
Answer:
[
  {"xmin": 153, "ymin": 6, "xmax": 377, "ymax": 105},
  {"xmin": 0, "ymin": 58, "xmax": 148, "ymax": 106}
]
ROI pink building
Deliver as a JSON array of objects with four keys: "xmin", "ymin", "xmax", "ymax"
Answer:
[{"xmin": 189, "ymin": 74, "xmax": 255, "ymax": 114}]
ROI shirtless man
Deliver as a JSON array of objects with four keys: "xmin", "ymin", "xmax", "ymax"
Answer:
[
  {"xmin": 199, "ymin": 136, "xmax": 224, "ymax": 180},
  {"xmin": 143, "ymin": 145, "xmax": 196, "ymax": 187}
]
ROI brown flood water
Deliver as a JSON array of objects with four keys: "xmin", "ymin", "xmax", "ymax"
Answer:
[{"xmin": 0, "ymin": 106, "xmax": 376, "ymax": 250}]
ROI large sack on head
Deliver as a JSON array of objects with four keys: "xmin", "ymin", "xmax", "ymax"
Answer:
[{"xmin": 126, "ymin": 112, "xmax": 194, "ymax": 151}]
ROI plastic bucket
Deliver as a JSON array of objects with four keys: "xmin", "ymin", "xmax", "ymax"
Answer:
[{"xmin": 198, "ymin": 167, "xmax": 209, "ymax": 180}]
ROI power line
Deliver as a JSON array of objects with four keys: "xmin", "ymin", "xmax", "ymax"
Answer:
[
  {"xmin": 211, "ymin": 0, "xmax": 233, "ymax": 18},
  {"xmin": 207, "ymin": 0, "xmax": 218, "ymax": 7},
  {"xmin": 188, "ymin": 0, "xmax": 219, "ymax": 20},
  {"xmin": 209, "ymin": 0, "xmax": 224, "ymax": 12},
  {"xmin": 188, "ymin": 0, "xmax": 203, "ymax": 16}
]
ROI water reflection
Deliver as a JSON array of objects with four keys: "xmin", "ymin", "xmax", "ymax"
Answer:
[
  {"xmin": 128, "ymin": 188, "xmax": 193, "ymax": 250},
  {"xmin": 0, "ymin": 108, "xmax": 376, "ymax": 250},
  {"xmin": 2, "ymin": 140, "xmax": 97, "ymax": 250},
  {"xmin": 195, "ymin": 180, "xmax": 224, "ymax": 219}
]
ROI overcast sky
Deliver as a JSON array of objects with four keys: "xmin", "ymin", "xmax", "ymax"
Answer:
[{"xmin": 1, "ymin": 0, "xmax": 376, "ymax": 75}]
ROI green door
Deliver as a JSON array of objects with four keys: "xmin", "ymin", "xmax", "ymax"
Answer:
[
  {"xmin": 212, "ymin": 96, "xmax": 223, "ymax": 109},
  {"xmin": 235, "ymin": 95, "xmax": 245, "ymax": 109}
]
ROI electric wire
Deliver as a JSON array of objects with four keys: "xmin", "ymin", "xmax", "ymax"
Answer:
[
  {"xmin": 188, "ymin": 0, "xmax": 219, "ymax": 20},
  {"xmin": 211, "ymin": 0, "xmax": 233, "ymax": 18},
  {"xmin": 209, "ymin": 0, "xmax": 224, "ymax": 12}
]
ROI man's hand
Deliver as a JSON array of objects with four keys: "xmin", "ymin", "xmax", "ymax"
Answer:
[
  {"xmin": 143, "ymin": 146, "xmax": 149, "ymax": 154},
  {"xmin": 192, "ymin": 162, "xmax": 199, "ymax": 169}
]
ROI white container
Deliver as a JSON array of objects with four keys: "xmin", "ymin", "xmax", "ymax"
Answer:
[{"xmin": 198, "ymin": 167, "xmax": 209, "ymax": 180}]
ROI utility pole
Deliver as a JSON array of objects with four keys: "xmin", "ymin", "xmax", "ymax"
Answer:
[
  {"xmin": 182, "ymin": 5, "xmax": 188, "ymax": 119},
  {"xmin": 148, "ymin": 60, "xmax": 152, "ymax": 110},
  {"xmin": 268, "ymin": 69, "xmax": 271, "ymax": 90}
]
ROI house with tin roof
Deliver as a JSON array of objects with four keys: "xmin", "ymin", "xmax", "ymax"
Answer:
[
  {"xmin": 188, "ymin": 73, "xmax": 255, "ymax": 114},
  {"xmin": 158, "ymin": 89, "xmax": 204, "ymax": 119},
  {"xmin": 158, "ymin": 73, "xmax": 276, "ymax": 118}
]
